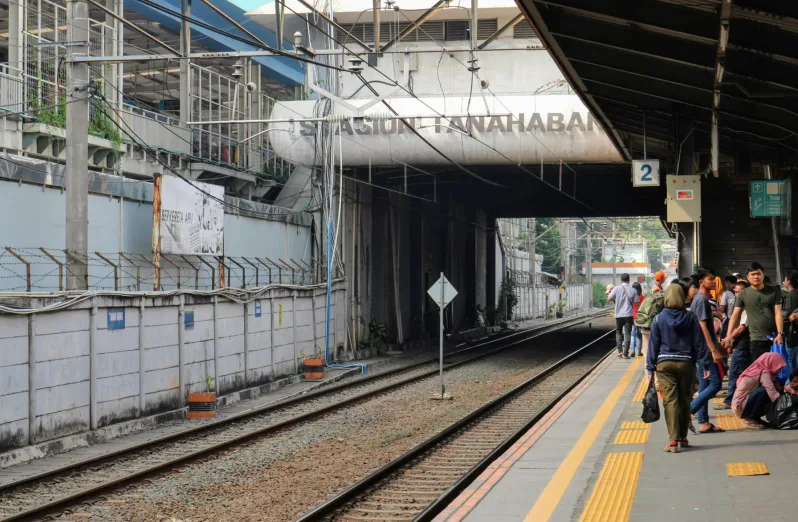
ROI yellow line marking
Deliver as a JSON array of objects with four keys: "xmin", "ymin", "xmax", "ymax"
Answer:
[
  {"xmin": 716, "ymin": 414, "xmax": 755, "ymax": 431},
  {"xmin": 614, "ymin": 429, "xmax": 649, "ymax": 445},
  {"xmin": 524, "ymin": 357, "xmax": 642, "ymax": 522},
  {"xmin": 632, "ymin": 376, "xmax": 647, "ymax": 402},
  {"xmin": 727, "ymin": 462, "xmax": 769, "ymax": 477},
  {"xmin": 578, "ymin": 452, "xmax": 644, "ymax": 522},
  {"xmin": 620, "ymin": 421, "xmax": 648, "ymax": 430}
]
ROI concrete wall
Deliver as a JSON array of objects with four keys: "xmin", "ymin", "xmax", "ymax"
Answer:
[
  {"xmin": 0, "ymin": 283, "xmax": 345, "ymax": 452},
  {"xmin": 514, "ymin": 284, "xmax": 592, "ymax": 320}
]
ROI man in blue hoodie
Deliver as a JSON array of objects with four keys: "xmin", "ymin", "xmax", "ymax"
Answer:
[{"xmin": 647, "ymin": 283, "xmax": 710, "ymax": 452}]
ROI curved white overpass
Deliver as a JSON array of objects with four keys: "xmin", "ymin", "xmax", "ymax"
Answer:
[{"xmin": 267, "ymin": 94, "xmax": 624, "ymax": 167}]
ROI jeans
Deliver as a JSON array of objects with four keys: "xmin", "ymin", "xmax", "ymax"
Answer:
[
  {"xmin": 657, "ymin": 361, "xmax": 695, "ymax": 442},
  {"xmin": 741, "ymin": 386, "xmax": 772, "ymax": 421},
  {"xmin": 630, "ymin": 326, "xmax": 643, "ymax": 356},
  {"xmin": 750, "ymin": 340, "xmax": 772, "ymax": 364},
  {"xmin": 724, "ymin": 349, "xmax": 751, "ymax": 406},
  {"xmin": 615, "ymin": 317, "xmax": 633, "ymax": 355},
  {"xmin": 690, "ymin": 363, "xmax": 722, "ymax": 424}
]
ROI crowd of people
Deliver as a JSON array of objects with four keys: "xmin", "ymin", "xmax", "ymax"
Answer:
[{"xmin": 608, "ymin": 263, "xmax": 798, "ymax": 453}]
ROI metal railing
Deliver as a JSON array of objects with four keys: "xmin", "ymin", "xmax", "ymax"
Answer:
[
  {"xmin": 0, "ymin": 248, "xmax": 327, "ymax": 293},
  {"xmin": 121, "ymin": 104, "xmax": 191, "ymax": 155}
]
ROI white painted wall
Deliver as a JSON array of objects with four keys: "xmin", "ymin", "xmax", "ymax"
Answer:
[{"xmin": 0, "ymin": 283, "xmax": 345, "ymax": 452}]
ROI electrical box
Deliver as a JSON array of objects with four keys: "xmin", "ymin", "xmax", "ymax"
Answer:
[
  {"xmin": 666, "ymin": 174, "xmax": 702, "ymax": 222},
  {"xmin": 394, "ymin": 53, "xmax": 418, "ymax": 72}
]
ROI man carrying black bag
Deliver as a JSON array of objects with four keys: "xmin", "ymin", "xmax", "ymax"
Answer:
[{"xmin": 646, "ymin": 283, "xmax": 711, "ymax": 453}]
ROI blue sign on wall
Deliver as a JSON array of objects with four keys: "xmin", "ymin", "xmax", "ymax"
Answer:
[
  {"xmin": 254, "ymin": 300, "xmax": 262, "ymax": 317},
  {"xmin": 107, "ymin": 308, "xmax": 125, "ymax": 330},
  {"xmin": 185, "ymin": 311, "xmax": 195, "ymax": 329}
]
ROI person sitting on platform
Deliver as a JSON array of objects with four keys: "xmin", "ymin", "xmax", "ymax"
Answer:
[
  {"xmin": 786, "ymin": 369, "xmax": 798, "ymax": 395},
  {"xmin": 732, "ymin": 352, "xmax": 786, "ymax": 429},
  {"xmin": 647, "ymin": 284, "xmax": 709, "ymax": 453}
]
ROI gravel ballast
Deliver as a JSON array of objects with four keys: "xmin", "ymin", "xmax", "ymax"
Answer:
[{"xmin": 60, "ymin": 320, "xmax": 614, "ymax": 522}]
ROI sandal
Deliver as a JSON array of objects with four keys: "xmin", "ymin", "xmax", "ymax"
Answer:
[
  {"xmin": 743, "ymin": 419, "xmax": 766, "ymax": 429},
  {"xmin": 713, "ymin": 402, "xmax": 731, "ymax": 410},
  {"xmin": 699, "ymin": 423, "xmax": 725, "ymax": 433},
  {"xmin": 664, "ymin": 441, "xmax": 679, "ymax": 453},
  {"xmin": 677, "ymin": 439, "xmax": 690, "ymax": 448}
]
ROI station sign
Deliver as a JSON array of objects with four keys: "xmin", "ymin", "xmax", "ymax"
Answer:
[
  {"xmin": 632, "ymin": 159, "xmax": 660, "ymax": 187},
  {"xmin": 750, "ymin": 179, "xmax": 790, "ymax": 218}
]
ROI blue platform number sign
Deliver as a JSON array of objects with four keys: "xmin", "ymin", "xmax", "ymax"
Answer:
[
  {"xmin": 632, "ymin": 159, "xmax": 660, "ymax": 187},
  {"xmin": 750, "ymin": 179, "xmax": 790, "ymax": 218},
  {"xmin": 107, "ymin": 308, "xmax": 125, "ymax": 331},
  {"xmin": 254, "ymin": 300, "xmax": 262, "ymax": 318},
  {"xmin": 185, "ymin": 311, "xmax": 195, "ymax": 329}
]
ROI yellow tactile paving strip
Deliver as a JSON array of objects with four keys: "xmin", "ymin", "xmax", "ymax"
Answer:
[
  {"xmin": 614, "ymin": 429, "xmax": 650, "ymax": 445},
  {"xmin": 632, "ymin": 377, "xmax": 648, "ymax": 402},
  {"xmin": 727, "ymin": 462, "xmax": 769, "ymax": 477},
  {"xmin": 620, "ymin": 421, "xmax": 648, "ymax": 430},
  {"xmin": 716, "ymin": 413, "xmax": 755, "ymax": 431},
  {"xmin": 578, "ymin": 452, "xmax": 644, "ymax": 522}
]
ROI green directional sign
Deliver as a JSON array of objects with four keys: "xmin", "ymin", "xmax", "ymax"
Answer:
[{"xmin": 750, "ymin": 179, "xmax": 790, "ymax": 217}]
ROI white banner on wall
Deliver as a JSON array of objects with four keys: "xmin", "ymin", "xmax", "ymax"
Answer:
[{"xmin": 158, "ymin": 175, "xmax": 225, "ymax": 255}]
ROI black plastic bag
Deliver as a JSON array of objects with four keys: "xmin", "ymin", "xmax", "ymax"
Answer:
[
  {"xmin": 766, "ymin": 393, "xmax": 798, "ymax": 429},
  {"xmin": 641, "ymin": 377, "xmax": 660, "ymax": 423}
]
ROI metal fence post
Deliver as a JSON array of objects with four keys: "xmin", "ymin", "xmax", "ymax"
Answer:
[
  {"xmin": 95, "ymin": 252, "xmax": 119, "ymax": 290},
  {"xmin": 5, "ymin": 247, "xmax": 31, "ymax": 291},
  {"xmin": 40, "ymin": 248, "xmax": 64, "ymax": 291}
]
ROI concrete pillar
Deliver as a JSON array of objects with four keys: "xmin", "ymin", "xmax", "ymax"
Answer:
[
  {"xmin": 139, "ymin": 300, "xmax": 146, "ymax": 414},
  {"xmin": 65, "ymin": 0, "xmax": 90, "ymax": 290},
  {"xmin": 89, "ymin": 303, "xmax": 98, "ymax": 430},
  {"xmin": 475, "ymin": 209, "xmax": 487, "ymax": 308},
  {"xmin": 179, "ymin": 0, "xmax": 191, "ymax": 124},
  {"xmin": 8, "ymin": 0, "xmax": 23, "ymax": 76},
  {"xmin": 28, "ymin": 313, "xmax": 36, "ymax": 445}
]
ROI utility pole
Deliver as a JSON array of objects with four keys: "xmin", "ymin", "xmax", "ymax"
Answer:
[{"xmin": 66, "ymin": 0, "xmax": 90, "ymax": 290}]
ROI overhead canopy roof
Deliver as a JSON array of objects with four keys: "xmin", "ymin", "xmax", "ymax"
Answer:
[
  {"xmin": 126, "ymin": 0, "xmax": 305, "ymax": 86},
  {"xmin": 515, "ymin": 0, "xmax": 798, "ymax": 166}
]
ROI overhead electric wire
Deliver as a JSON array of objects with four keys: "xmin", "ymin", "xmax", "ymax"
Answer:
[{"xmin": 132, "ymin": 0, "xmax": 348, "ymax": 72}]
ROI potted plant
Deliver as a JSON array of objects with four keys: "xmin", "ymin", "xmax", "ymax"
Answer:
[
  {"xmin": 304, "ymin": 352, "xmax": 326, "ymax": 380},
  {"xmin": 187, "ymin": 376, "xmax": 216, "ymax": 419}
]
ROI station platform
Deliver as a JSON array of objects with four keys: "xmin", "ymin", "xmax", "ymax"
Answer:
[{"xmin": 434, "ymin": 351, "xmax": 798, "ymax": 522}]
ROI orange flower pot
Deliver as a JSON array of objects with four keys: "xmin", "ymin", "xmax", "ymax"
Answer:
[
  {"xmin": 187, "ymin": 392, "xmax": 217, "ymax": 419},
  {"xmin": 304, "ymin": 357, "xmax": 326, "ymax": 380}
]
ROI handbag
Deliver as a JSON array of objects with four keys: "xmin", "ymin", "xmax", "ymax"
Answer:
[
  {"xmin": 640, "ymin": 377, "xmax": 660, "ymax": 423},
  {"xmin": 770, "ymin": 343, "xmax": 790, "ymax": 383}
]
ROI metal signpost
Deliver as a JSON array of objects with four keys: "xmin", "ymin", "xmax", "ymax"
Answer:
[{"xmin": 427, "ymin": 273, "xmax": 457, "ymax": 399}]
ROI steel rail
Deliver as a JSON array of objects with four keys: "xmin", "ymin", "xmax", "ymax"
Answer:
[
  {"xmin": 0, "ymin": 312, "xmax": 607, "ymax": 521},
  {"xmin": 294, "ymin": 329, "xmax": 615, "ymax": 522}
]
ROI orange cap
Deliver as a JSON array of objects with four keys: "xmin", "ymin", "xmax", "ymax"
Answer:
[{"xmin": 654, "ymin": 270, "xmax": 666, "ymax": 282}]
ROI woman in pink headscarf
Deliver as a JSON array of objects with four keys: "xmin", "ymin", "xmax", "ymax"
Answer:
[{"xmin": 731, "ymin": 352, "xmax": 786, "ymax": 428}]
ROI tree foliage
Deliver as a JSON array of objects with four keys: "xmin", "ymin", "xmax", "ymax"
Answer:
[{"xmin": 535, "ymin": 218, "xmax": 561, "ymax": 273}]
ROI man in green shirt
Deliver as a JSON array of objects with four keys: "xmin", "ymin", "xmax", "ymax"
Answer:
[{"xmin": 725, "ymin": 262, "xmax": 784, "ymax": 362}]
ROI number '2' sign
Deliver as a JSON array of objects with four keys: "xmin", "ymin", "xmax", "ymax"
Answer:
[{"xmin": 632, "ymin": 159, "xmax": 660, "ymax": 187}]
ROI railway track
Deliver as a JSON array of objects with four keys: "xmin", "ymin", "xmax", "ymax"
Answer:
[
  {"xmin": 0, "ymin": 312, "xmax": 606, "ymax": 522},
  {"xmin": 295, "ymin": 330, "xmax": 614, "ymax": 522}
]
